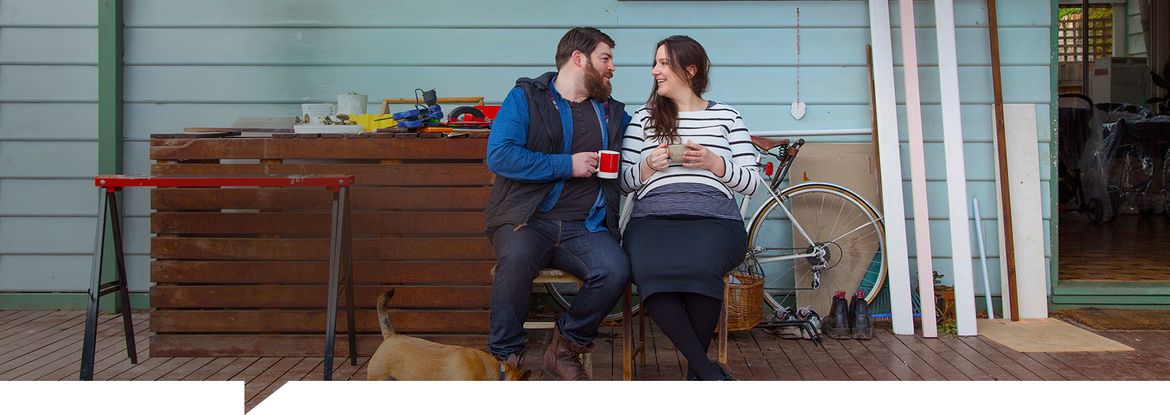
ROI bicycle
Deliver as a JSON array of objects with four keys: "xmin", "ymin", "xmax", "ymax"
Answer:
[
  {"xmin": 545, "ymin": 135, "xmax": 888, "ymax": 324},
  {"xmin": 741, "ymin": 136, "xmax": 887, "ymax": 316}
]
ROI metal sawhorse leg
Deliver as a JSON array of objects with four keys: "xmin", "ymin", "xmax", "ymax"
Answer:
[
  {"xmin": 323, "ymin": 186, "xmax": 357, "ymax": 380},
  {"xmin": 80, "ymin": 184, "xmax": 138, "ymax": 380}
]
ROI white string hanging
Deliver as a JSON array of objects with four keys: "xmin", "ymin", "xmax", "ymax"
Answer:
[{"xmin": 791, "ymin": 7, "xmax": 806, "ymax": 120}]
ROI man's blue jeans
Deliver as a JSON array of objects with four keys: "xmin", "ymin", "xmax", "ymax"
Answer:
[{"xmin": 487, "ymin": 218, "xmax": 630, "ymax": 358}]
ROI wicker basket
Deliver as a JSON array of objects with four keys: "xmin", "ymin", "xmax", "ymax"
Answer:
[{"xmin": 723, "ymin": 272, "xmax": 764, "ymax": 332}]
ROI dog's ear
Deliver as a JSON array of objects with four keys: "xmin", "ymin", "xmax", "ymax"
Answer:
[{"xmin": 517, "ymin": 370, "xmax": 532, "ymax": 381}]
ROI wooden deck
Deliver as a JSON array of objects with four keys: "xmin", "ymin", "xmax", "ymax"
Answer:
[{"xmin": 4, "ymin": 311, "xmax": 1170, "ymax": 411}]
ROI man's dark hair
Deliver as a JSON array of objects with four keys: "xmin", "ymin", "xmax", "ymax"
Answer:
[{"xmin": 555, "ymin": 27, "xmax": 616, "ymax": 69}]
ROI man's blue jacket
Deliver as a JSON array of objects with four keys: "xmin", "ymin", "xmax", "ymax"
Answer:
[{"xmin": 483, "ymin": 71, "xmax": 631, "ymax": 237}]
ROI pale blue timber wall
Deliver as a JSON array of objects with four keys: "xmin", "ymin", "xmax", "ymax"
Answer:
[
  {"xmin": 0, "ymin": 1, "xmax": 118, "ymax": 301},
  {"xmin": 0, "ymin": 0, "xmax": 1052, "ymax": 307}
]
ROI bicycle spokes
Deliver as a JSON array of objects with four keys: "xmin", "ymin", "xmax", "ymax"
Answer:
[{"xmin": 746, "ymin": 183, "xmax": 887, "ymax": 315}]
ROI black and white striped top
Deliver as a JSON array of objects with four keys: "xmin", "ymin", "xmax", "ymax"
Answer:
[{"xmin": 619, "ymin": 102, "xmax": 761, "ymax": 199}]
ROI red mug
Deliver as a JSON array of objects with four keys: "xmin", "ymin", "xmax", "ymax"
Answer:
[{"xmin": 597, "ymin": 150, "xmax": 620, "ymax": 179}]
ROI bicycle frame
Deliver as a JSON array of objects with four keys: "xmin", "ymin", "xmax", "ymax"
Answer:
[
  {"xmin": 739, "ymin": 139, "xmax": 822, "ymax": 265},
  {"xmin": 742, "ymin": 138, "xmax": 889, "ymax": 299}
]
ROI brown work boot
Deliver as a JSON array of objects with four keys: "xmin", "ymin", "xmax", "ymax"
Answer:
[{"xmin": 542, "ymin": 327, "xmax": 592, "ymax": 381}]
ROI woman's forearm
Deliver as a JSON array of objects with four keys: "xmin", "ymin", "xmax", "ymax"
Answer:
[{"xmin": 640, "ymin": 158, "xmax": 657, "ymax": 182}]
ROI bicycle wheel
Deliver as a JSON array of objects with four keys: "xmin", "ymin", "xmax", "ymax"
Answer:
[
  {"xmin": 746, "ymin": 182, "xmax": 887, "ymax": 316},
  {"xmin": 546, "ymin": 282, "xmax": 640, "ymax": 323}
]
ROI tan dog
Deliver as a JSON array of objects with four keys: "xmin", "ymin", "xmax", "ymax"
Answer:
[{"xmin": 366, "ymin": 289, "xmax": 530, "ymax": 381}]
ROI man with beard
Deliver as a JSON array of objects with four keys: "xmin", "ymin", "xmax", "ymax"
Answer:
[{"xmin": 483, "ymin": 27, "xmax": 632, "ymax": 380}]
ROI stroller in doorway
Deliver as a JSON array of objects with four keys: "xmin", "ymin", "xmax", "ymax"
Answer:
[{"xmin": 1059, "ymin": 93, "xmax": 1157, "ymax": 223}]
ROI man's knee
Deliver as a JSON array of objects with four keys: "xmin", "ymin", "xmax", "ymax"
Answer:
[{"xmin": 590, "ymin": 257, "xmax": 631, "ymax": 288}]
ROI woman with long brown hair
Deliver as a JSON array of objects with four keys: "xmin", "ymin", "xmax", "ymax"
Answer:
[{"xmin": 619, "ymin": 35, "xmax": 760, "ymax": 380}]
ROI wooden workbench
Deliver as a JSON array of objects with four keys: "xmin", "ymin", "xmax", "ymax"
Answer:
[{"xmin": 147, "ymin": 131, "xmax": 494, "ymax": 356}]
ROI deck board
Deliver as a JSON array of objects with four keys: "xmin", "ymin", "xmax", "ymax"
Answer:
[
  {"xmin": 977, "ymin": 336, "xmax": 1071, "ymax": 381},
  {"xmin": 874, "ymin": 331, "xmax": 945, "ymax": 380},
  {"xmin": 958, "ymin": 336, "xmax": 1044, "ymax": 380},
  {"xmin": 3, "ymin": 311, "xmax": 1170, "ymax": 412},
  {"xmin": 774, "ymin": 330, "xmax": 826, "ymax": 380},
  {"xmin": 4, "ymin": 314, "xmax": 147, "ymax": 380},
  {"xmin": 750, "ymin": 331, "xmax": 803, "ymax": 380},
  {"xmin": 819, "ymin": 339, "xmax": 875, "ymax": 380},
  {"xmin": 893, "ymin": 334, "xmax": 973, "ymax": 380}
]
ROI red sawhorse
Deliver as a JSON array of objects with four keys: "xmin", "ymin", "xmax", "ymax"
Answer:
[{"xmin": 83, "ymin": 174, "xmax": 356, "ymax": 381}]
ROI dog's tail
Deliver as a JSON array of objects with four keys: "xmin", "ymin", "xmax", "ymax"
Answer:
[{"xmin": 376, "ymin": 289, "xmax": 396, "ymax": 338}]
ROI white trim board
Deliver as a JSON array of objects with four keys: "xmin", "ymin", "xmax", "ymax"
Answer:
[
  {"xmin": 934, "ymin": 0, "xmax": 978, "ymax": 336},
  {"xmin": 995, "ymin": 103, "xmax": 1049, "ymax": 319},
  {"xmin": 899, "ymin": 0, "xmax": 937, "ymax": 338},
  {"xmin": 868, "ymin": 0, "xmax": 914, "ymax": 335}
]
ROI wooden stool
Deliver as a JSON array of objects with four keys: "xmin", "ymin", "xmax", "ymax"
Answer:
[
  {"xmin": 490, "ymin": 266, "xmax": 643, "ymax": 380},
  {"xmin": 526, "ymin": 269, "xmax": 593, "ymax": 378}
]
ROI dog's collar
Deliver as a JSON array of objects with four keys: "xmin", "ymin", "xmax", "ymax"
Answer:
[{"xmin": 498, "ymin": 361, "xmax": 507, "ymax": 381}]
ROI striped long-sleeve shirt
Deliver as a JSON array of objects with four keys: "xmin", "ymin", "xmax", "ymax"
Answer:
[{"xmin": 619, "ymin": 102, "xmax": 761, "ymax": 199}]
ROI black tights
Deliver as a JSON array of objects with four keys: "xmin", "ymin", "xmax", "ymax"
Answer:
[{"xmin": 643, "ymin": 292, "xmax": 723, "ymax": 380}]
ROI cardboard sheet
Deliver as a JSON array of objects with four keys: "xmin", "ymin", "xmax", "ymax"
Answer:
[{"xmin": 977, "ymin": 318, "xmax": 1133, "ymax": 353}]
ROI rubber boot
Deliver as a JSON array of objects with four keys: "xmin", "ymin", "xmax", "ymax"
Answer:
[
  {"xmin": 850, "ymin": 290, "xmax": 872, "ymax": 340},
  {"xmin": 824, "ymin": 291, "xmax": 851, "ymax": 339}
]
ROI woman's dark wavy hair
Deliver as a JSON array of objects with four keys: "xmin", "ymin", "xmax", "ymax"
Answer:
[{"xmin": 646, "ymin": 35, "xmax": 710, "ymax": 144}]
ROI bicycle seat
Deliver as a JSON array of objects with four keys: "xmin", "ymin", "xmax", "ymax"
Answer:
[{"xmin": 750, "ymin": 135, "xmax": 790, "ymax": 151}]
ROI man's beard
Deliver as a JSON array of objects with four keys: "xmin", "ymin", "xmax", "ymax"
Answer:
[{"xmin": 584, "ymin": 60, "xmax": 612, "ymax": 101}]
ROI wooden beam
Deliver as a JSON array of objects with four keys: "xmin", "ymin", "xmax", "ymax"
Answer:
[
  {"xmin": 899, "ymin": 0, "xmax": 937, "ymax": 338},
  {"xmin": 868, "ymin": 0, "xmax": 914, "ymax": 335},
  {"xmin": 935, "ymin": 0, "xmax": 978, "ymax": 335},
  {"xmin": 989, "ymin": 0, "xmax": 1020, "ymax": 321}
]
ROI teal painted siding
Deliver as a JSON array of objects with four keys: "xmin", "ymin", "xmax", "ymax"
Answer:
[
  {"xmin": 0, "ymin": 1, "xmax": 108, "ymax": 293},
  {"xmin": 0, "ymin": 0, "xmax": 1052, "ymax": 304}
]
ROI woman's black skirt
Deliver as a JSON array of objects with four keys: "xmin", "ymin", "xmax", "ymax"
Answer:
[{"xmin": 622, "ymin": 215, "xmax": 748, "ymax": 301}]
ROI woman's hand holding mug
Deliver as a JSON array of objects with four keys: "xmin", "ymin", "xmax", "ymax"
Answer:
[
  {"xmin": 682, "ymin": 140, "xmax": 725, "ymax": 176},
  {"xmin": 643, "ymin": 143, "xmax": 669, "ymax": 172}
]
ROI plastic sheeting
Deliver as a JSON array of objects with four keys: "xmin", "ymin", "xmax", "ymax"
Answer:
[{"xmin": 1072, "ymin": 104, "xmax": 1170, "ymax": 222}]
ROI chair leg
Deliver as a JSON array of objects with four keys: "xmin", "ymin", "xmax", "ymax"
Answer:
[
  {"xmin": 717, "ymin": 284, "xmax": 729, "ymax": 365},
  {"xmin": 584, "ymin": 352, "xmax": 593, "ymax": 379},
  {"xmin": 622, "ymin": 284, "xmax": 633, "ymax": 380},
  {"xmin": 638, "ymin": 298, "xmax": 646, "ymax": 363}
]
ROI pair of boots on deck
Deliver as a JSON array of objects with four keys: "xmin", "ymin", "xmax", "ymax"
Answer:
[{"xmin": 824, "ymin": 290, "xmax": 872, "ymax": 340}]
